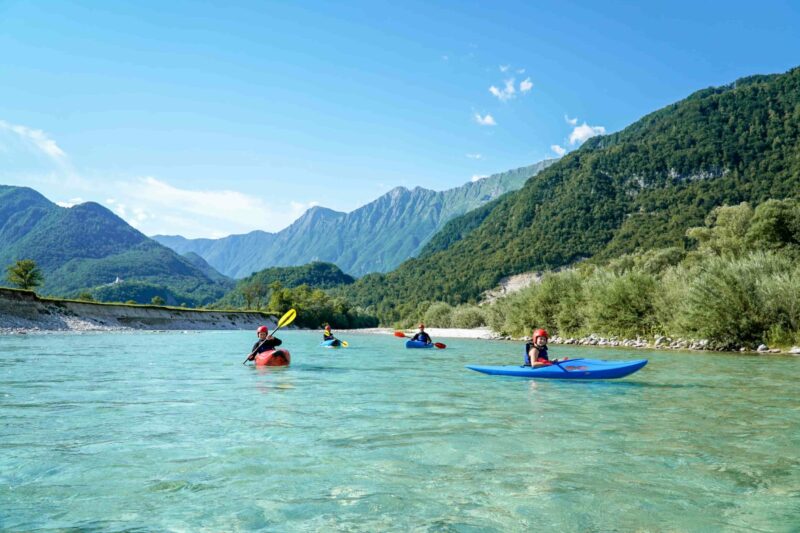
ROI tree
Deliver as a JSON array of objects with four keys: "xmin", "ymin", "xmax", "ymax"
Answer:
[
  {"xmin": 6, "ymin": 259, "xmax": 44, "ymax": 290},
  {"xmin": 151, "ymin": 295, "xmax": 166, "ymax": 305}
]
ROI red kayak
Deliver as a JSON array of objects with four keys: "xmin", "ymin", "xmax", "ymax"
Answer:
[{"xmin": 254, "ymin": 349, "xmax": 291, "ymax": 367}]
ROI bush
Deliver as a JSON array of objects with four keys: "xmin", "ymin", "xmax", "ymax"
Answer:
[
  {"xmin": 585, "ymin": 269, "xmax": 658, "ymax": 337},
  {"xmin": 423, "ymin": 302, "xmax": 454, "ymax": 328},
  {"xmin": 450, "ymin": 305, "xmax": 486, "ymax": 328},
  {"xmin": 680, "ymin": 252, "xmax": 793, "ymax": 348}
]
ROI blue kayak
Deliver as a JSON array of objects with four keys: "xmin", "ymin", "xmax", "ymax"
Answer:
[
  {"xmin": 466, "ymin": 358, "xmax": 647, "ymax": 380},
  {"xmin": 406, "ymin": 340, "xmax": 435, "ymax": 349},
  {"xmin": 320, "ymin": 339, "xmax": 342, "ymax": 348}
]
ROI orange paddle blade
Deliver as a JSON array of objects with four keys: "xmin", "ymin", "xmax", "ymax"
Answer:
[{"xmin": 393, "ymin": 331, "xmax": 407, "ymax": 338}]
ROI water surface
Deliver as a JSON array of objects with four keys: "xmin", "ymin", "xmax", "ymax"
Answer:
[{"xmin": 1, "ymin": 331, "xmax": 798, "ymax": 531}]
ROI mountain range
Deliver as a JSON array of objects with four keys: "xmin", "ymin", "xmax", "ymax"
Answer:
[{"xmin": 153, "ymin": 160, "xmax": 554, "ymax": 278}]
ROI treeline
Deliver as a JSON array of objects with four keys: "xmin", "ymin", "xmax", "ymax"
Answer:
[
  {"xmin": 482, "ymin": 200, "xmax": 800, "ymax": 349},
  {"xmin": 212, "ymin": 262, "xmax": 375, "ymax": 329}
]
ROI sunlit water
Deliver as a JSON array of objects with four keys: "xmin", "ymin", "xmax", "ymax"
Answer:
[{"xmin": 1, "ymin": 330, "xmax": 798, "ymax": 532}]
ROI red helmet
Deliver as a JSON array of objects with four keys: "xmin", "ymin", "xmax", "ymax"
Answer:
[
  {"xmin": 419, "ymin": 323, "xmax": 425, "ymax": 329},
  {"xmin": 325, "ymin": 325, "xmax": 331, "ymax": 331},
  {"xmin": 533, "ymin": 328, "xmax": 549, "ymax": 340},
  {"xmin": 257, "ymin": 325, "xmax": 268, "ymax": 334}
]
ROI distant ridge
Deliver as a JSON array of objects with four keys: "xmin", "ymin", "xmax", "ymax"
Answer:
[{"xmin": 153, "ymin": 159, "xmax": 555, "ymax": 278}]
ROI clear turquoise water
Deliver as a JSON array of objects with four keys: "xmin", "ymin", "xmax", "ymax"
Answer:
[{"xmin": 1, "ymin": 331, "xmax": 799, "ymax": 532}]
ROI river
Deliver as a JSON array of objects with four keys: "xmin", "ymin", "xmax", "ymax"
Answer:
[{"xmin": 1, "ymin": 331, "xmax": 798, "ymax": 531}]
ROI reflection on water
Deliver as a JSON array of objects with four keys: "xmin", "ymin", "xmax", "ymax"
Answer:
[{"xmin": 1, "ymin": 330, "xmax": 798, "ymax": 531}]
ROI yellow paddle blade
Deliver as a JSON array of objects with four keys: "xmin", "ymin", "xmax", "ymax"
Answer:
[
  {"xmin": 341, "ymin": 340, "xmax": 349, "ymax": 347},
  {"xmin": 277, "ymin": 308, "xmax": 297, "ymax": 328}
]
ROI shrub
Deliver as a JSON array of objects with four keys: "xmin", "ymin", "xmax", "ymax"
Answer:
[
  {"xmin": 585, "ymin": 269, "xmax": 658, "ymax": 337},
  {"xmin": 423, "ymin": 302, "xmax": 454, "ymax": 328},
  {"xmin": 450, "ymin": 305, "xmax": 486, "ymax": 328},
  {"xmin": 681, "ymin": 252, "xmax": 792, "ymax": 348}
]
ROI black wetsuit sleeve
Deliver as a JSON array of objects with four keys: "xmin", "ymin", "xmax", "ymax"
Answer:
[{"xmin": 253, "ymin": 337, "xmax": 282, "ymax": 353}]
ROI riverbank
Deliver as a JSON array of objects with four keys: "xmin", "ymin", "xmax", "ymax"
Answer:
[
  {"xmin": 342, "ymin": 327, "xmax": 800, "ymax": 354},
  {"xmin": 0, "ymin": 288, "xmax": 276, "ymax": 334}
]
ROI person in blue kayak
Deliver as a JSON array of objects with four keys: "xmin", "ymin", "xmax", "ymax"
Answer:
[
  {"xmin": 247, "ymin": 325, "xmax": 283, "ymax": 361},
  {"xmin": 525, "ymin": 328, "xmax": 550, "ymax": 367},
  {"xmin": 322, "ymin": 324, "xmax": 341, "ymax": 346},
  {"xmin": 411, "ymin": 323, "xmax": 433, "ymax": 345}
]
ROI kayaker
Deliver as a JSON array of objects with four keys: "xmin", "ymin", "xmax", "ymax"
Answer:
[
  {"xmin": 411, "ymin": 323, "xmax": 432, "ymax": 345},
  {"xmin": 525, "ymin": 328, "xmax": 550, "ymax": 367},
  {"xmin": 322, "ymin": 324, "xmax": 341, "ymax": 346},
  {"xmin": 247, "ymin": 325, "xmax": 283, "ymax": 362}
]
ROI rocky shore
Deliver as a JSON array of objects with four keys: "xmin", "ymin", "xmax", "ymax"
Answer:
[
  {"xmin": 363, "ymin": 327, "xmax": 800, "ymax": 355},
  {"xmin": 0, "ymin": 288, "xmax": 276, "ymax": 334}
]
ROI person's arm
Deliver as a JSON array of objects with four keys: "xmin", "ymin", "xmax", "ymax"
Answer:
[{"xmin": 529, "ymin": 346, "xmax": 540, "ymax": 361}]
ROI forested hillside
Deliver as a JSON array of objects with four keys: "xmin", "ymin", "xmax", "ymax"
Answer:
[
  {"xmin": 345, "ymin": 67, "xmax": 800, "ymax": 323},
  {"xmin": 0, "ymin": 186, "xmax": 231, "ymax": 305}
]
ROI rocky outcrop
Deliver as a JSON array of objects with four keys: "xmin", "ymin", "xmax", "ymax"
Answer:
[{"xmin": 0, "ymin": 288, "xmax": 276, "ymax": 333}]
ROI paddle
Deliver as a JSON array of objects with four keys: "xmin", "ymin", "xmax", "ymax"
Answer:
[
  {"xmin": 393, "ymin": 330, "xmax": 446, "ymax": 349},
  {"xmin": 242, "ymin": 308, "xmax": 297, "ymax": 364},
  {"xmin": 327, "ymin": 337, "xmax": 349, "ymax": 347}
]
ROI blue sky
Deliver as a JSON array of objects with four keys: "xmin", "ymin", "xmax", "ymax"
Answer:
[{"xmin": 1, "ymin": 0, "xmax": 799, "ymax": 238}]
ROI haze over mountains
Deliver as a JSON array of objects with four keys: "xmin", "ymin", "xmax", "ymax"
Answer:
[{"xmin": 153, "ymin": 161, "xmax": 554, "ymax": 278}]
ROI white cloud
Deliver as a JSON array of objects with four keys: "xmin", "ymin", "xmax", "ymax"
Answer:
[
  {"xmin": 0, "ymin": 119, "xmax": 66, "ymax": 161},
  {"xmin": 290, "ymin": 200, "xmax": 320, "ymax": 217},
  {"xmin": 442, "ymin": 54, "xmax": 449, "ymax": 61},
  {"xmin": 551, "ymin": 144, "xmax": 567, "ymax": 156},
  {"xmin": 489, "ymin": 78, "xmax": 516, "ymax": 101},
  {"xmin": 55, "ymin": 197, "xmax": 84, "ymax": 208},
  {"xmin": 471, "ymin": 174, "xmax": 488, "ymax": 182},
  {"xmin": 519, "ymin": 78, "xmax": 533, "ymax": 93},
  {"xmin": 111, "ymin": 176, "xmax": 301, "ymax": 237},
  {"xmin": 499, "ymin": 64, "xmax": 510, "ymax": 72},
  {"xmin": 474, "ymin": 113, "xmax": 497, "ymax": 126},
  {"xmin": 516, "ymin": 68, "xmax": 526, "ymax": 74},
  {"xmin": 569, "ymin": 122, "xmax": 606, "ymax": 145},
  {"xmin": 466, "ymin": 153, "xmax": 483, "ymax": 159},
  {"xmin": 565, "ymin": 115, "xmax": 578, "ymax": 126}
]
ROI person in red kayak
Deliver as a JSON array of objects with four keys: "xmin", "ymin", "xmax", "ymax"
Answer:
[
  {"xmin": 247, "ymin": 325, "xmax": 283, "ymax": 362},
  {"xmin": 525, "ymin": 328, "xmax": 550, "ymax": 367},
  {"xmin": 411, "ymin": 323, "xmax": 433, "ymax": 345}
]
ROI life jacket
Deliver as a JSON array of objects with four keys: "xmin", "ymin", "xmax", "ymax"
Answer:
[{"xmin": 524, "ymin": 343, "xmax": 549, "ymax": 366}]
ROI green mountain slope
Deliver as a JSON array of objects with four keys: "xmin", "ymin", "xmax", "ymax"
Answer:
[
  {"xmin": 153, "ymin": 160, "xmax": 554, "ymax": 278},
  {"xmin": 0, "ymin": 186, "xmax": 231, "ymax": 305},
  {"xmin": 344, "ymin": 67, "xmax": 800, "ymax": 322}
]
